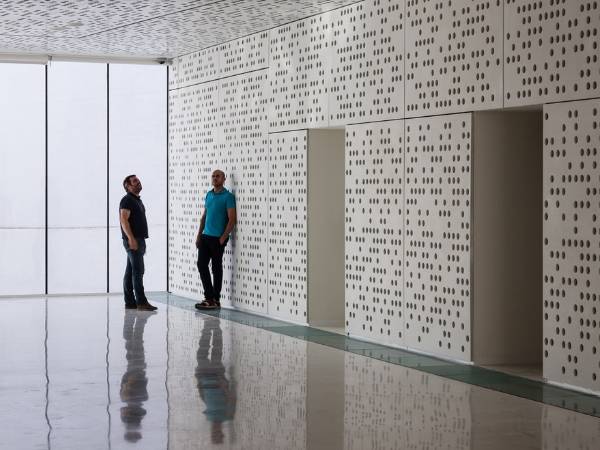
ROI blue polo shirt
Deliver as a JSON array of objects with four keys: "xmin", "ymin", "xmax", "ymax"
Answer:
[{"xmin": 203, "ymin": 188, "xmax": 236, "ymax": 237}]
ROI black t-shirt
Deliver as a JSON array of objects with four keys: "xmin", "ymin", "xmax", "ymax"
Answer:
[{"xmin": 120, "ymin": 193, "xmax": 149, "ymax": 240}]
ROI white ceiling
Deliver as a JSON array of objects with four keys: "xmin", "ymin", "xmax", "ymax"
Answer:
[{"xmin": 0, "ymin": 0, "xmax": 357, "ymax": 60}]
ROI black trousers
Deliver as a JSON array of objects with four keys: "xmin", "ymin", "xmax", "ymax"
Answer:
[{"xmin": 197, "ymin": 235, "xmax": 227, "ymax": 302}]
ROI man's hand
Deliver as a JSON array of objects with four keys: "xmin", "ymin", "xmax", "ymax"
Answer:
[
  {"xmin": 196, "ymin": 237, "xmax": 201, "ymax": 249},
  {"xmin": 128, "ymin": 238, "xmax": 139, "ymax": 251},
  {"xmin": 219, "ymin": 236, "xmax": 226, "ymax": 246}
]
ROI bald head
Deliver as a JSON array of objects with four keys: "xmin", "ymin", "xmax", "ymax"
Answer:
[{"xmin": 211, "ymin": 170, "xmax": 226, "ymax": 191}]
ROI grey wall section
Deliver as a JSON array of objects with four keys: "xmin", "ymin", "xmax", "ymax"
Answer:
[
  {"xmin": 306, "ymin": 344, "xmax": 344, "ymax": 449},
  {"xmin": 472, "ymin": 111, "xmax": 543, "ymax": 366},
  {"xmin": 307, "ymin": 129, "xmax": 345, "ymax": 327},
  {"xmin": 168, "ymin": 0, "xmax": 600, "ymax": 393}
]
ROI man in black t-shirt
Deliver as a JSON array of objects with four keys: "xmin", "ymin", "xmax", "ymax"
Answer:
[{"xmin": 119, "ymin": 175, "xmax": 157, "ymax": 311}]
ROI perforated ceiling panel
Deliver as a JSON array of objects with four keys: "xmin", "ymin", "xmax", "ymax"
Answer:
[
  {"xmin": 0, "ymin": 1, "xmax": 206, "ymax": 37},
  {"xmin": 0, "ymin": 0, "xmax": 357, "ymax": 58},
  {"xmin": 543, "ymin": 99, "xmax": 600, "ymax": 392},
  {"xmin": 330, "ymin": 0, "xmax": 405, "ymax": 126},
  {"xmin": 268, "ymin": 131, "xmax": 307, "ymax": 322},
  {"xmin": 268, "ymin": 15, "xmax": 332, "ymax": 132},
  {"xmin": 218, "ymin": 70, "xmax": 269, "ymax": 313},
  {"xmin": 404, "ymin": 0, "xmax": 503, "ymax": 117},
  {"xmin": 505, "ymin": 1, "xmax": 600, "ymax": 107},
  {"xmin": 404, "ymin": 113, "xmax": 472, "ymax": 362},
  {"xmin": 168, "ymin": 81, "xmax": 219, "ymax": 300},
  {"xmin": 345, "ymin": 121, "xmax": 404, "ymax": 345}
]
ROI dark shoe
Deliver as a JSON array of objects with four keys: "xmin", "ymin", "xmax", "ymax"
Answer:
[
  {"xmin": 137, "ymin": 303, "xmax": 158, "ymax": 311},
  {"xmin": 125, "ymin": 304, "xmax": 137, "ymax": 309},
  {"xmin": 194, "ymin": 299, "xmax": 220, "ymax": 310}
]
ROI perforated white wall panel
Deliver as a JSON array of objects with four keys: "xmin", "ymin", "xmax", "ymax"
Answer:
[
  {"xmin": 505, "ymin": 1, "xmax": 600, "ymax": 107},
  {"xmin": 169, "ymin": 46, "xmax": 220, "ymax": 90},
  {"xmin": 268, "ymin": 131, "xmax": 308, "ymax": 322},
  {"xmin": 330, "ymin": 0, "xmax": 405, "ymax": 126},
  {"xmin": 345, "ymin": 121, "xmax": 404, "ymax": 345},
  {"xmin": 404, "ymin": 113, "xmax": 472, "ymax": 361},
  {"xmin": 219, "ymin": 32, "xmax": 269, "ymax": 78},
  {"xmin": 344, "ymin": 353, "xmax": 471, "ymax": 449},
  {"xmin": 543, "ymin": 99, "xmax": 600, "ymax": 392},
  {"xmin": 268, "ymin": 15, "xmax": 332, "ymax": 132},
  {"xmin": 404, "ymin": 0, "xmax": 502, "ymax": 117},
  {"xmin": 218, "ymin": 70, "xmax": 269, "ymax": 313},
  {"xmin": 168, "ymin": 81, "xmax": 220, "ymax": 299}
]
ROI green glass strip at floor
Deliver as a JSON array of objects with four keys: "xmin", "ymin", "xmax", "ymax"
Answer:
[{"xmin": 151, "ymin": 293, "xmax": 600, "ymax": 418}]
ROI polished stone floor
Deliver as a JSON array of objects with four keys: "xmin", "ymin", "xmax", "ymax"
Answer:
[{"xmin": 1, "ymin": 295, "xmax": 600, "ymax": 450}]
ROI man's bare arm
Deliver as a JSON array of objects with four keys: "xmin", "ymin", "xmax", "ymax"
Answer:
[
  {"xmin": 219, "ymin": 208, "xmax": 237, "ymax": 245},
  {"xmin": 196, "ymin": 210, "xmax": 207, "ymax": 248},
  {"xmin": 119, "ymin": 209, "xmax": 138, "ymax": 251}
]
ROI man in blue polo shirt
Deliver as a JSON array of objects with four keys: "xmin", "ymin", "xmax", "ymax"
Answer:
[{"xmin": 195, "ymin": 170, "xmax": 237, "ymax": 310}]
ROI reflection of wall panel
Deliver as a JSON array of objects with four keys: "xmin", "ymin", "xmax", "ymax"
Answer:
[
  {"xmin": 166, "ymin": 312, "xmax": 233, "ymax": 449},
  {"xmin": 404, "ymin": 114, "xmax": 472, "ymax": 361},
  {"xmin": 543, "ymin": 99, "xmax": 600, "ymax": 392},
  {"xmin": 345, "ymin": 121, "xmax": 404, "ymax": 345},
  {"xmin": 230, "ymin": 325, "xmax": 307, "ymax": 449},
  {"xmin": 269, "ymin": 15, "xmax": 332, "ymax": 132},
  {"xmin": 268, "ymin": 131, "xmax": 307, "ymax": 322},
  {"xmin": 344, "ymin": 353, "xmax": 471, "ymax": 449},
  {"xmin": 541, "ymin": 404, "xmax": 600, "ymax": 450},
  {"xmin": 168, "ymin": 82, "xmax": 219, "ymax": 299},
  {"xmin": 505, "ymin": 1, "xmax": 600, "ymax": 107},
  {"xmin": 330, "ymin": 0, "xmax": 404, "ymax": 126},
  {"xmin": 219, "ymin": 32, "xmax": 269, "ymax": 77},
  {"xmin": 405, "ymin": 0, "xmax": 502, "ymax": 117},
  {"xmin": 218, "ymin": 71, "xmax": 269, "ymax": 313}
]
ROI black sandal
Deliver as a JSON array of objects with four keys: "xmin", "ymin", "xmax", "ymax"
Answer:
[{"xmin": 194, "ymin": 299, "xmax": 221, "ymax": 310}]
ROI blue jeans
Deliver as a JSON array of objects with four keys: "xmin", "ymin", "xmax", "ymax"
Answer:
[{"xmin": 123, "ymin": 238, "xmax": 147, "ymax": 306}]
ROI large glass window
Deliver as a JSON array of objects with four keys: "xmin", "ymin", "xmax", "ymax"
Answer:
[
  {"xmin": 0, "ymin": 64, "xmax": 46, "ymax": 295},
  {"xmin": 108, "ymin": 64, "xmax": 167, "ymax": 293},
  {"xmin": 47, "ymin": 61, "xmax": 108, "ymax": 294},
  {"xmin": 0, "ymin": 61, "xmax": 166, "ymax": 297}
]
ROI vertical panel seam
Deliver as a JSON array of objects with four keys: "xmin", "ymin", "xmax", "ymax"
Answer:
[
  {"xmin": 166, "ymin": 67, "xmax": 170, "ymax": 292},
  {"xmin": 45, "ymin": 65, "xmax": 49, "ymax": 295},
  {"xmin": 106, "ymin": 64, "xmax": 110, "ymax": 294}
]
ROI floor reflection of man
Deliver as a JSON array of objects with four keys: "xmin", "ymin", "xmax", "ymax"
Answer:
[
  {"xmin": 120, "ymin": 310, "xmax": 154, "ymax": 443},
  {"xmin": 195, "ymin": 317, "xmax": 236, "ymax": 444}
]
